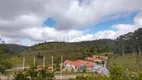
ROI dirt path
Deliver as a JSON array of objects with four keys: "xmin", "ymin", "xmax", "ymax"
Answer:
[{"xmin": 106, "ymin": 54, "xmax": 114, "ymax": 68}]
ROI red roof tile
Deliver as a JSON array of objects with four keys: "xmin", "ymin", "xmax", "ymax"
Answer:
[
  {"xmin": 100, "ymin": 56, "xmax": 108, "ymax": 59},
  {"xmin": 64, "ymin": 60, "xmax": 73, "ymax": 64},
  {"xmin": 85, "ymin": 62, "xmax": 94, "ymax": 67},
  {"xmin": 64, "ymin": 59, "xmax": 94, "ymax": 68},
  {"xmin": 86, "ymin": 57, "xmax": 103, "ymax": 61}
]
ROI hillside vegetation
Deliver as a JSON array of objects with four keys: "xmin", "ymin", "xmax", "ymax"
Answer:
[
  {"xmin": 10, "ymin": 39, "xmax": 114, "ymax": 67},
  {"xmin": 115, "ymin": 28, "xmax": 142, "ymax": 54},
  {"xmin": 0, "ymin": 44, "xmax": 28, "ymax": 55}
]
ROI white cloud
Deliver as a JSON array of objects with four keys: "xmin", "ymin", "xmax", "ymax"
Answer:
[
  {"xmin": 0, "ymin": 0, "xmax": 142, "ymax": 46},
  {"xmin": 68, "ymin": 12, "xmax": 142, "ymax": 42},
  {"xmin": 22, "ymin": 27, "xmax": 84, "ymax": 42},
  {"xmin": 0, "ymin": 14, "xmax": 44, "ymax": 32},
  {"xmin": 134, "ymin": 12, "xmax": 142, "ymax": 26},
  {"xmin": 68, "ymin": 30, "xmax": 116, "ymax": 42},
  {"xmin": 54, "ymin": 0, "xmax": 142, "ymax": 29}
]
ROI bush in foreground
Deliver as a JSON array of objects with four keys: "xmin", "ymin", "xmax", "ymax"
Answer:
[
  {"xmin": 69, "ymin": 65, "xmax": 142, "ymax": 80},
  {"xmin": 13, "ymin": 66, "xmax": 55, "ymax": 80},
  {"xmin": 69, "ymin": 75, "xmax": 110, "ymax": 80}
]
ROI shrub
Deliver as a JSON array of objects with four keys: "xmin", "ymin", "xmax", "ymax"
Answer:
[
  {"xmin": 13, "ymin": 72, "xmax": 29, "ymax": 80},
  {"xmin": 82, "ymin": 69, "xmax": 86, "ymax": 73},
  {"xmin": 109, "ymin": 65, "xmax": 125, "ymax": 80},
  {"xmin": 69, "ymin": 65, "xmax": 142, "ymax": 80},
  {"xmin": 77, "ymin": 68, "xmax": 80, "ymax": 72},
  {"xmin": 71, "ymin": 68, "xmax": 74, "ymax": 73},
  {"xmin": 0, "ymin": 51, "xmax": 12, "ymax": 74},
  {"xmin": 13, "ymin": 66, "xmax": 55, "ymax": 80},
  {"xmin": 65, "ymin": 68, "xmax": 69, "ymax": 73},
  {"xmin": 69, "ymin": 74, "xmax": 110, "ymax": 80}
]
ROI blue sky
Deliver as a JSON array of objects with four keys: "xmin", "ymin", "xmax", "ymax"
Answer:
[
  {"xmin": 44, "ymin": 12, "xmax": 138, "ymax": 34},
  {"xmin": 88, "ymin": 12, "xmax": 138, "ymax": 34},
  {"xmin": 43, "ymin": 18, "xmax": 56, "ymax": 27}
]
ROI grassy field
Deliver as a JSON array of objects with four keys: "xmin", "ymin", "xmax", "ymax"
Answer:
[
  {"xmin": 10, "ymin": 51, "xmax": 141, "ymax": 73},
  {"xmin": 10, "ymin": 56, "xmax": 52, "ymax": 67},
  {"xmin": 110, "ymin": 53, "xmax": 142, "ymax": 72},
  {"xmin": 9, "ymin": 52, "xmax": 142, "ymax": 76},
  {"xmin": 93, "ymin": 52, "xmax": 142, "ymax": 72},
  {"xmin": 10, "ymin": 52, "xmax": 113, "ymax": 67},
  {"xmin": 93, "ymin": 52, "xmax": 113, "ymax": 56}
]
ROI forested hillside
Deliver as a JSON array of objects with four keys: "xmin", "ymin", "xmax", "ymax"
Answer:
[
  {"xmin": 0, "ymin": 43, "xmax": 28, "ymax": 55},
  {"xmin": 23, "ymin": 39, "xmax": 114, "ymax": 59},
  {"xmin": 114, "ymin": 28, "xmax": 142, "ymax": 54},
  {"xmin": 15, "ymin": 39, "xmax": 114, "ymax": 66}
]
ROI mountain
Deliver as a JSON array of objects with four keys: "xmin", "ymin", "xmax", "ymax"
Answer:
[
  {"xmin": 0, "ymin": 44, "xmax": 28, "ymax": 55},
  {"xmin": 6, "ymin": 44, "xmax": 29, "ymax": 53}
]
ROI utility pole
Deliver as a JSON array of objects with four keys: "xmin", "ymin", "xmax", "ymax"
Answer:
[
  {"xmin": 34, "ymin": 57, "xmax": 36, "ymax": 68},
  {"xmin": 23, "ymin": 57, "xmax": 25, "ymax": 70},
  {"xmin": 133, "ymin": 48, "xmax": 135, "ymax": 55},
  {"xmin": 43, "ymin": 56, "xmax": 45, "ymax": 68},
  {"xmin": 139, "ymin": 48, "xmax": 141, "ymax": 57},
  {"xmin": 122, "ymin": 44, "xmax": 125, "ymax": 56},
  {"xmin": 60, "ymin": 55, "xmax": 63, "ymax": 80},
  {"xmin": 136, "ymin": 37, "xmax": 141, "ymax": 57},
  {"xmin": 52, "ymin": 56, "xmax": 54, "ymax": 72}
]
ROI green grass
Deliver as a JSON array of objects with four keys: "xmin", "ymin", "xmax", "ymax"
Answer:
[
  {"xmin": 93, "ymin": 52, "xmax": 113, "ymax": 56},
  {"xmin": 10, "ymin": 52, "xmax": 113, "ymax": 67},
  {"xmin": 10, "ymin": 56, "xmax": 52, "ymax": 67},
  {"xmin": 110, "ymin": 53, "xmax": 142, "ymax": 72},
  {"xmin": 10, "ymin": 57, "xmax": 23, "ymax": 67}
]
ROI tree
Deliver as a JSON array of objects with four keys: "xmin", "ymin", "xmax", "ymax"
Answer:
[
  {"xmin": 65, "ymin": 68, "xmax": 69, "ymax": 73},
  {"xmin": 37, "ymin": 69, "xmax": 55, "ymax": 80},
  {"xmin": 95, "ymin": 61, "xmax": 99, "ymax": 64},
  {"xmin": 26, "ymin": 66, "xmax": 38, "ymax": 79},
  {"xmin": 69, "ymin": 74, "xmax": 109, "ymax": 80},
  {"xmin": 77, "ymin": 68, "xmax": 80, "ymax": 73},
  {"xmin": 0, "ymin": 51, "xmax": 12, "ymax": 74},
  {"xmin": 13, "ymin": 66, "xmax": 55, "ymax": 80},
  {"xmin": 54, "ymin": 58, "xmax": 60, "ymax": 71},
  {"xmin": 13, "ymin": 72, "xmax": 29, "ymax": 80},
  {"xmin": 102, "ymin": 61, "xmax": 105, "ymax": 68},
  {"xmin": 82, "ymin": 69, "xmax": 86, "ymax": 73},
  {"xmin": 109, "ymin": 65, "xmax": 125, "ymax": 80},
  {"xmin": 71, "ymin": 68, "xmax": 74, "ymax": 73}
]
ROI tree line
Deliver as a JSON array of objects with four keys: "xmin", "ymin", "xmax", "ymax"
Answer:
[{"xmin": 114, "ymin": 28, "xmax": 142, "ymax": 55}]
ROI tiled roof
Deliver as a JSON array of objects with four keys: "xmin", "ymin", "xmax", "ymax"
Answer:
[
  {"xmin": 64, "ymin": 59, "xmax": 94, "ymax": 67},
  {"xmin": 86, "ymin": 57, "xmax": 95, "ymax": 61},
  {"xmin": 100, "ymin": 56, "xmax": 108, "ymax": 59},
  {"xmin": 64, "ymin": 60, "xmax": 73, "ymax": 64},
  {"xmin": 94, "ymin": 58, "xmax": 102, "ymax": 61},
  {"xmin": 72, "ymin": 62, "xmax": 82, "ymax": 67},
  {"xmin": 86, "ymin": 57, "xmax": 103, "ymax": 61},
  {"xmin": 100, "ymin": 56, "xmax": 108, "ymax": 58},
  {"xmin": 85, "ymin": 62, "xmax": 94, "ymax": 67}
]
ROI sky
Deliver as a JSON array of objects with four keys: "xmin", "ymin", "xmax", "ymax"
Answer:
[{"xmin": 0, "ymin": 0, "xmax": 142, "ymax": 46}]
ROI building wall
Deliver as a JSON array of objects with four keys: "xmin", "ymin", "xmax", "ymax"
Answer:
[
  {"xmin": 94, "ymin": 60, "xmax": 102, "ymax": 62},
  {"xmin": 64, "ymin": 63, "xmax": 78, "ymax": 69}
]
